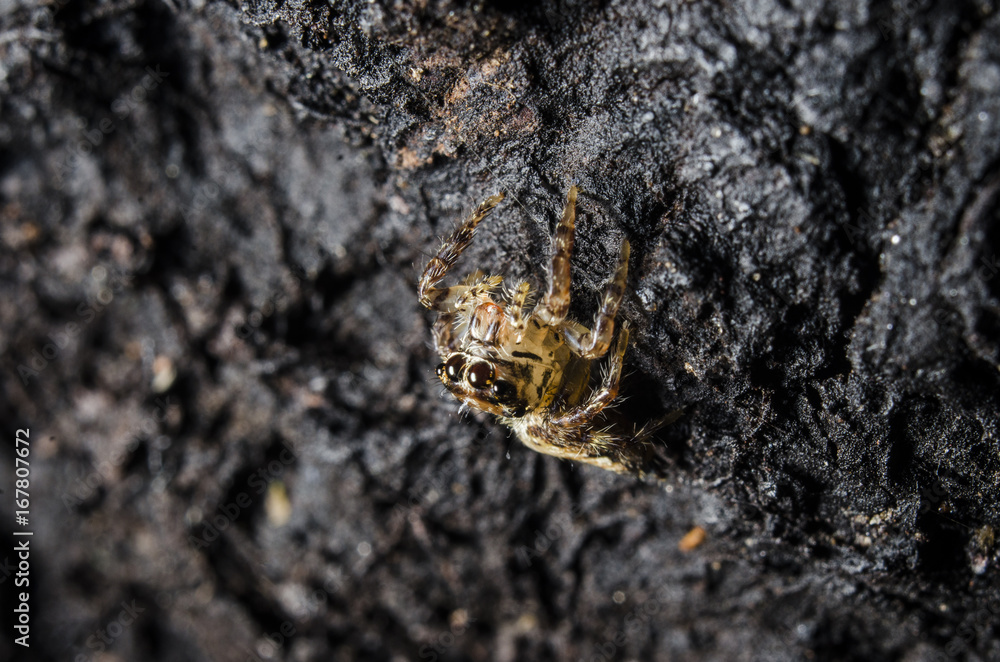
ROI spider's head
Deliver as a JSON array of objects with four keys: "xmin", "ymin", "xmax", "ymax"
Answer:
[{"xmin": 436, "ymin": 352, "xmax": 529, "ymax": 418}]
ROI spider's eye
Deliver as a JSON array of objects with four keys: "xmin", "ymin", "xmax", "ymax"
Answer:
[
  {"xmin": 443, "ymin": 355, "xmax": 466, "ymax": 381},
  {"xmin": 466, "ymin": 361, "xmax": 494, "ymax": 388},
  {"xmin": 491, "ymin": 380, "xmax": 516, "ymax": 404}
]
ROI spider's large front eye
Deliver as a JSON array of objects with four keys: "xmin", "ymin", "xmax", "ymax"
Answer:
[
  {"xmin": 443, "ymin": 355, "xmax": 466, "ymax": 381},
  {"xmin": 466, "ymin": 361, "xmax": 494, "ymax": 388}
]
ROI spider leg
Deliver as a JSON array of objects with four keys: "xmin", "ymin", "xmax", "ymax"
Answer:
[
  {"xmin": 536, "ymin": 185, "xmax": 577, "ymax": 326},
  {"xmin": 419, "ymin": 192, "xmax": 505, "ymax": 311},
  {"xmin": 507, "ymin": 280, "xmax": 533, "ymax": 338},
  {"xmin": 514, "ymin": 419, "xmax": 642, "ymax": 478},
  {"xmin": 511, "ymin": 412, "xmax": 613, "ymax": 471},
  {"xmin": 552, "ymin": 322, "xmax": 629, "ymax": 427},
  {"xmin": 510, "ymin": 280, "xmax": 532, "ymax": 314},
  {"xmin": 508, "ymin": 326, "xmax": 658, "ymax": 474},
  {"xmin": 432, "ymin": 314, "xmax": 458, "ymax": 359},
  {"xmin": 509, "ymin": 322, "xmax": 664, "ymax": 475},
  {"xmin": 564, "ymin": 239, "xmax": 630, "ymax": 359}
]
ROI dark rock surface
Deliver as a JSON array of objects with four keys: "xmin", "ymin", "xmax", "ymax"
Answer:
[{"xmin": 1, "ymin": 0, "xmax": 998, "ymax": 660}]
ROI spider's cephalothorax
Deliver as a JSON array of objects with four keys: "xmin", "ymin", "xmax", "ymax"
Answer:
[{"xmin": 419, "ymin": 186, "xmax": 661, "ymax": 474}]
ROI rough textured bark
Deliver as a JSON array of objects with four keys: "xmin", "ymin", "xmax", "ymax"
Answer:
[{"xmin": 1, "ymin": 0, "xmax": 998, "ymax": 660}]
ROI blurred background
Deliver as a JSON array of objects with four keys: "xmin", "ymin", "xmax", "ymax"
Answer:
[{"xmin": 1, "ymin": 0, "xmax": 998, "ymax": 660}]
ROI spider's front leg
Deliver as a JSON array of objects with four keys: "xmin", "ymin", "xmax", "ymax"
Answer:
[
  {"xmin": 534, "ymin": 186, "xmax": 630, "ymax": 359},
  {"xmin": 419, "ymin": 192, "xmax": 505, "ymax": 311},
  {"xmin": 536, "ymin": 186, "xmax": 578, "ymax": 326}
]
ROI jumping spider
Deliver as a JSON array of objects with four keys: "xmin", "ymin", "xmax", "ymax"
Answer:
[{"xmin": 419, "ymin": 186, "xmax": 665, "ymax": 474}]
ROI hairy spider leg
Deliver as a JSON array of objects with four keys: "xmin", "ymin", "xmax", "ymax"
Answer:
[
  {"xmin": 508, "ymin": 281, "xmax": 533, "ymax": 336},
  {"xmin": 432, "ymin": 316, "xmax": 458, "ymax": 357},
  {"xmin": 536, "ymin": 185, "xmax": 577, "ymax": 326},
  {"xmin": 418, "ymin": 192, "xmax": 505, "ymax": 311},
  {"xmin": 552, "ymin": 322, "xmax": 629, "ymax": 427},
  {"xmin": 564, "ymin": 239, "xmax": 630, "ymax": 359}
]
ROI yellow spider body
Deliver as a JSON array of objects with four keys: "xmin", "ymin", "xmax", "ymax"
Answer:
[{"xmin": 419, "ymin": 187, "xmax": 658, "ymax": 474}]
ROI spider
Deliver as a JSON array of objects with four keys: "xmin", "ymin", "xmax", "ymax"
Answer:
[{"xmin": 419, "ymin": 186, "xmax": 665, "ymax": 474}]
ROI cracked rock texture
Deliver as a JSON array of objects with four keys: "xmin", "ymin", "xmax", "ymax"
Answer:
[{"xmin": 1, "ymin": 0, "xmax": 999, "ymax": 660}]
